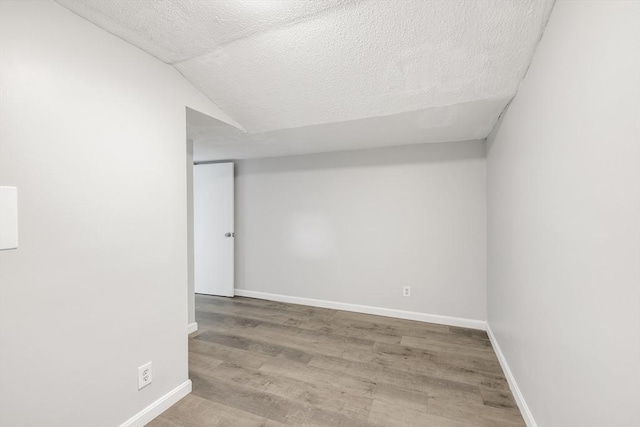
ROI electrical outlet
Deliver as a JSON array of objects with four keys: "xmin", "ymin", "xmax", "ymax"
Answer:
[
  {"xmin": 138, "ymin": 362, "xmax": 152, "ymax": 390},
  {"xmin": 403, "ymin": 286, "xmax": 411, "ymax": 297}
]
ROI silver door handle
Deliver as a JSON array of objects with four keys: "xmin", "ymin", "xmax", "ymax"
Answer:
[{"xmin": 225, "ymin": 232, "xmax": 234, "ymax": 238}]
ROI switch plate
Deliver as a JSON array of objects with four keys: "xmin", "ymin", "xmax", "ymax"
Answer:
[
  {"xmin": 0, "ymin": 187, "xmax": 18, "ymax": 250},
  {"xmin": 138, "ymin": 362, "xmax": 152, "ymax": 390},
  {"xmin": 403, "ymin": 286, "xmax": 411, "ymax": 297}
]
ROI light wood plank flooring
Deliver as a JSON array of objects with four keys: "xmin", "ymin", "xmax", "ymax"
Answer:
[{"xmin": 149, "ymin": 295, "xmax": 524, "ymax": 427}]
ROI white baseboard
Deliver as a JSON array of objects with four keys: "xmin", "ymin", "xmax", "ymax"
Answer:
[
  {"xmin": 486, "ymin": 324, "xmax": 537, "ymax": 427},
  {"xmin": 233, "ymin": 289, "xmax": 486, "ymax": 330},
  {"xmin": 187, "ymin": 322, "xmax": 198, "ymax": 334},
  {"xmin": 119, "ymin": 380, "xmax": 191, "ymax": 427}
]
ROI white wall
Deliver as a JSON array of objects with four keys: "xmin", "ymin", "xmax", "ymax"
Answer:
[
  {"xmin": 187, "ymin": 139, "xmax": 196, "ymax": 327},
  {"xmin": 235, "ymin": 141, "xmax": 487, "ymax": 323},
  {"xmin": 0, "ymin": 1, "xmax": 235, "ymax": 426},
  {"xmin": 486, "ymin": 2, "xmax": 640, "ymax": 426}
]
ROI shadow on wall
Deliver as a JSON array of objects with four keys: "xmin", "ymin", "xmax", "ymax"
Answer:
[
  {"xmin": 235, "ymin": 139, "xmax": 486, "ymax": 175},
  {"xmin": 485, "ymin": 101, "xmax": 512, "ymax": 156}
]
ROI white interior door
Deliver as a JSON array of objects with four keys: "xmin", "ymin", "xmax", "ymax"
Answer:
[{"xmin": 194, "ymin": 162, "xmax": 234, "ymax": 297}]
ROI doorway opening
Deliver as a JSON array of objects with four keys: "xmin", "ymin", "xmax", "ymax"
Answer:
[{"xmin": 186, "ymin": 107, "xmax": 240, "ymax": 336}]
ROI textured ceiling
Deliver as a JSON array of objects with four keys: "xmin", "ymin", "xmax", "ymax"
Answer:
[
  {"xmin": 187, "ymin": 98, "xmax": 506, "ymax": 161},
  {"xmin": 57, "ymin": 0, "xmax": 554, "ymax": 160}
]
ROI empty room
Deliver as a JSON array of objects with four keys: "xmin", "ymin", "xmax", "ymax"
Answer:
[{"xmin": 0, "ymin": 1, "xmax": 638, "ymax": 426}]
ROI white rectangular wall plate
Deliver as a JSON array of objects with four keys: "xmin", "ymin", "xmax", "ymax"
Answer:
[
  {"xmin": 138, "ymin": 362, "xmax": 152, "ymax": 390},
  {"xmin": 0, "ymin": 186, "xmax": 18, "ymax": 250}
]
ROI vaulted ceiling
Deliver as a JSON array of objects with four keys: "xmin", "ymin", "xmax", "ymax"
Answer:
[{"xmin": 57, "ymin": 0, "xmax": 554, "ymax": 160}]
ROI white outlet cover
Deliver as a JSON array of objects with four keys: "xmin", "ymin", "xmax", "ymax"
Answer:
[
  {"xmin": 138, "ymin": 362, "xmax": 152, "ymax": 390},
  {"xmin": 0, "ymin": 187, "xmax": 18, "ymax": 250}
]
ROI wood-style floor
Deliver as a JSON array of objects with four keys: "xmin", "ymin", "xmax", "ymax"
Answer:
[{"xmin": 149, "ymin": 295, "xmax": 524, "ymax": 427}]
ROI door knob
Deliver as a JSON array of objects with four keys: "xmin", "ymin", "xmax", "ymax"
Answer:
[{"xmin": 225, "ymin": 232, "xmax": 234, "ymax": 238}]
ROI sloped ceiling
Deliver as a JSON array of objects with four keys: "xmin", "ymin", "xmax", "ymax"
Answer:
[{"xmin": 57, "ymin": 0, "xmax": 554, "ymax": 160}]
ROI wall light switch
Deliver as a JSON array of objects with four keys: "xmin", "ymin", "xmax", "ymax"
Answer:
[{"xmin": 0, "ymin": 187, "xmax": 18, "ymax": 250}]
